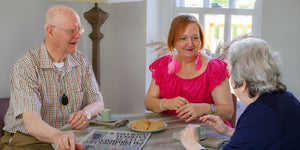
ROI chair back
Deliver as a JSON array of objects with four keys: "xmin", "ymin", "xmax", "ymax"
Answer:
[
  {"xmin": 0, "ymin": 97, "xmax": 9, "ymax": 138},
  {"xmin": 229, "ymin": 94, "xmax": 237, "ymax": 128}
]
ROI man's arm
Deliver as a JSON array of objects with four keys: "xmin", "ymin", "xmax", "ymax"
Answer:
[
  {"xmin": 68, "ymin": 100, "xmax": 104, "ymax": 130},
  {"xmin": 83, "ymin": 100, "xmax": 104, "ymax": 120},
  {"xmin": 23, "ymin": 111, "xmax": 76, "ymax": 150}
]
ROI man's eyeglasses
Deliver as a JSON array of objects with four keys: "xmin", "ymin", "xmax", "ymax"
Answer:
[{"xmin": 51, "ymin": 25, "xmax": 85, "ymax": 35}]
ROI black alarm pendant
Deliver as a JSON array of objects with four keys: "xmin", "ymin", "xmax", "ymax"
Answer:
[{"xmin": 61, "ymin": 94, "xmax": 68, "ymax": 105}]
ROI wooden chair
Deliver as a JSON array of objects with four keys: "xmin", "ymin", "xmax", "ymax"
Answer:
[
  {"xmin": 229, "ymin": 94, "xmax": 237, "ymax": 128},
  {"xmin": 0, "ymin": 97, "xmax": 9, "ymax": 138}
]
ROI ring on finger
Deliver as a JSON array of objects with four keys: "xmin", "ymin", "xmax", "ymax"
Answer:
[
  {"xmin": 188, "ymin": 112, "xmax": 191, "ymax": 115},
  {"xmin": 83, "ymin": 121, "xmax": 86, "ymax": 124}
]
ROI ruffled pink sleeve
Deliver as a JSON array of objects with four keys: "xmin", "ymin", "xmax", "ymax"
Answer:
[
  {"xmin": 206, "ymin": 58, "xmax": 229, "ymax": 91},
  {"xmin": 149, "ymin": 55, "xmax": 170, "ymax": 86}
]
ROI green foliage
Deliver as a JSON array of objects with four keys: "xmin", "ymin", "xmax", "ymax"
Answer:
[{"xmin": 212, "ymin": 0, "xmax": 228, "ymax": 7}]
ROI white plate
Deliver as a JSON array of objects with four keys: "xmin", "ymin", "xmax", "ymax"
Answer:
[{"xmin": 127, "ymin": 120, "xmax": 167, "ymax": 133}]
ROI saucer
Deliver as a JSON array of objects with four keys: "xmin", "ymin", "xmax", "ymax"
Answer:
[{"xmin": 96, "ymin": 116, "xmax": 116, "ymax": 123}]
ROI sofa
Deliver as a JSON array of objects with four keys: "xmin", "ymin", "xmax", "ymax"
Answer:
[{"xmin": 0, "ymin": 97, "xmax": 9, "ymax": 138}]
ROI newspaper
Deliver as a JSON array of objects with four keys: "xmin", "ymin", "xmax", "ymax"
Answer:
[{"xmin": 80, "ymin": 130, "xmax": 151, "ymax": 150}]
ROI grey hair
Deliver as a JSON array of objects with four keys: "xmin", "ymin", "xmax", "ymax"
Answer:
[{"xmin": 229, "ymin": 37, "xmax": 286, "ymax": 98}]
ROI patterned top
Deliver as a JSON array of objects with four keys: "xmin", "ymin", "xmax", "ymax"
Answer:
[
  {"xmin": 4, "ymin": 44, "xmax": 103, "ymax": 134},
  {"xmin": 150, "ymin": 55, "xmax": 229, "ymax": 114}
]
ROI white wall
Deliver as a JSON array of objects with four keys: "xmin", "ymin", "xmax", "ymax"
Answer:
[
  {"xmin": 0, "ymin": 0, "xmax": 85, "ymax": 97},
  {"xmin": 146, "ymin": 0, "xmax": 160, "ymax": 93},
  {"xmin": 145, "ymin": 0, "xmax": 175, "ymax": 93},
  {"xmin": 0, "ymin": 1, "xmax": 45, "ymax": 97},
  {"xmin": 0, "ymin": 0, "xmax": 299, "ymax": 115},
  {"xmin": 261, "ymin": 0, "xmax": 300, "ymax": 99},
  {"xmin": 145, "ymin": 0, "xmax": 300, "ymax": 100},
  {"xmin": 98, "ymin": 1, "xmax": 147, "ymax": 113},
  {"xmin": 0, "ymin": 0, "xmax": 146, "ymax": 113}
]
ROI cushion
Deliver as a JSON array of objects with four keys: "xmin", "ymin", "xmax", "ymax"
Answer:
[{"xmin": 0, "ymin": 97, "xmax": 9, "ymax": 138}]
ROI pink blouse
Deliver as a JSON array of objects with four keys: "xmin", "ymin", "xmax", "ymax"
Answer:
[{"xmin": 150, "ymin": 55, "xmax": 229, "ymax": 114}]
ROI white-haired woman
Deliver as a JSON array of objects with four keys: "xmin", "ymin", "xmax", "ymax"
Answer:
[{"xmin": 180, "ymin": 37, "xmax": 300, "ymax": 150}]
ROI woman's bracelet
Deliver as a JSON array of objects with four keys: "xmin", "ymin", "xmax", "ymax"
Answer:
[{"xmin": 159, "ymin": 99, "xmax": 166, "ymax": 111}]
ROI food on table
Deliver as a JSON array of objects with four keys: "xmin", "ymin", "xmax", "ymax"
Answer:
[
  {"xmin": 130, "ymin": 120, "xmax": 149, "ymax": 130},
  {"xmin": 130, "ymin": 119, "xmax": 165, "ymax": 130},
  {"xmin": 138, "ymin": 119, "xmax": 151, "ymax": 124},
  {"xmin": 148, "ymin": 121, "xmax": 164, "ymax": 130}
]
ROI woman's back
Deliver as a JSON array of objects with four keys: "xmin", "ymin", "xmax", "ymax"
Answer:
[{"xmin": 224, "ymin": 91, "xmax": 300, "ymax": 150}]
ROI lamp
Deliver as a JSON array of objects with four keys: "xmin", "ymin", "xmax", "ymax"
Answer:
[{"xmin": 50, "ymin": 0, "xmax": 142, "ymax": 86}]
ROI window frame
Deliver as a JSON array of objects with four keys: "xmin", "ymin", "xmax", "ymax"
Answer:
[{"xmin": 172, "ymin": 0, "xmax": 262, "ymax": 44}]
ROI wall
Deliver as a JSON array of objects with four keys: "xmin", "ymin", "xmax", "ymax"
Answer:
[
  {"xmin": 0, "ymin": 0, "xmax": 146, "ymax": 113},
  {"xmin": 0, "ymin": 0, "xmax": 299, "ymax": 115},
  {"xmin": 261, "ymin": 0, "xmax": 300, "ymax": 99},
  {"xmin": 145, "ymin": 0, "xmax": 300, "ymax": 100},
  {"xmin": 97, "ymin": 2, "xmax": 147, "ymax": 113},
  {"xmin": 0, "ymin": 1, "xmax": 84, "ymax": 97},
  {"xmin": 145, "ymin": 0, "xmax": 174, "ymax": 92}
]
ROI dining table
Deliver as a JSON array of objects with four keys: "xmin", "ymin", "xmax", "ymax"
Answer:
[{"xmin": 61, "ymin": 112, "xmax": 229, "ymax": 150}]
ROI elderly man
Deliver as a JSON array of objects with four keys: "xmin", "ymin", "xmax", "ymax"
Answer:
[{"xmin": 0, "ymin": 5, "xmax": 104, "ymax": 150}]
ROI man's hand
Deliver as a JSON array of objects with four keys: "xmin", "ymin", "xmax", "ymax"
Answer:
[
  {"xmin": 68, "ymin": 110, "xmax": 89, "ymax": 130},
  {"xmin": 23, "ymin": 111, "xmax": 85, "ymax": 149},
  {"xmin": 53, "ymin": 132, "xmax": 76, "ymax": 150},
  {"xmin": 75, "ymin": 144, "xmax": 85, "ymax": 150}
]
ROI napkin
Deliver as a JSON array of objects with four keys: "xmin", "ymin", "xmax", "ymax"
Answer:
[
  {"xmin": 90, "ymin": 119, "xmax": 129, "ymax": 128},
  {"xmin": 172, "ymin": 131, "xmax": 181, "ymax": 141},
  {"xmin": 172, "ymin": 131, "xmax": 206, "ymax": 141},
  {"xmin": 200, "ymin": 137, "xmax": 229, "ymax": 149}
]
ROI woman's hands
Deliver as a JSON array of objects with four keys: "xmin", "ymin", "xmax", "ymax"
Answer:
[
  {"xmin": 163, "ymin": 96, "xmax": 189, "ymax": 111},
  {"xmin": 199, "ymin": 115, "xmax": 234, "ymax": 137},
  {"xmin": 180, "ymin": 124, "xmax": 205, "ymax": 150},
  {"xmin": 68, "ymin": 110, "xmax": 89, "ymax": 130},
  {"xmin": 177, "ymin": 103, "xmax": 210, "ymax": 122},
  {"xmin": 163, "ymin": 97, "xmax": 201, "ymax": 122}
]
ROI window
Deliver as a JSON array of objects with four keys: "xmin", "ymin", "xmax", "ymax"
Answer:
[
  {"xmin": 145, "ymin": 0, "xmax": 262, "ymax": 98},
  {"xmin": 174, "ymin": 0, "xmax": 261, "ymax": 52}
]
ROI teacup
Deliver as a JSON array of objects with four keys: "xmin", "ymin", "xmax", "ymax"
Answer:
[
  {"xmin": 192, "ymin": 124, "xmax": 201, "ymax": 138},
  {"xmin": 99, "ymin": 109, "xmax": 111, "ymax": 122}
]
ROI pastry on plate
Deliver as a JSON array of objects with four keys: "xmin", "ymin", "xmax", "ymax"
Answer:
[
  {"xmin": 130, "ymin": 119, "xmax": 165, "ymax": 130},
  {"xmin": 148, "ymin": 121, "xmax": 164, "ymax": 130}
]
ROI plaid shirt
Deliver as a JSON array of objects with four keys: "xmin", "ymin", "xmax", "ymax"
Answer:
[{"xmin": 4, "ymin": 44, "xmax": 103, "ymax": 134}]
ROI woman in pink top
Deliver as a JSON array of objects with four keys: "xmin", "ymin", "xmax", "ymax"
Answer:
[{"xmin": 144, "ymin": 14, "xmax": 233, "ymax": 124}]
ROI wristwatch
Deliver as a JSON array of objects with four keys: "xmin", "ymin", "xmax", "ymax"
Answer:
[
  {"xmin": 210, "ymin": 104, "xmax": 216, "ymax": 114},
  {"xmin": 84, "ymin": 110, "xmax": 91, "ymax": 120}
]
